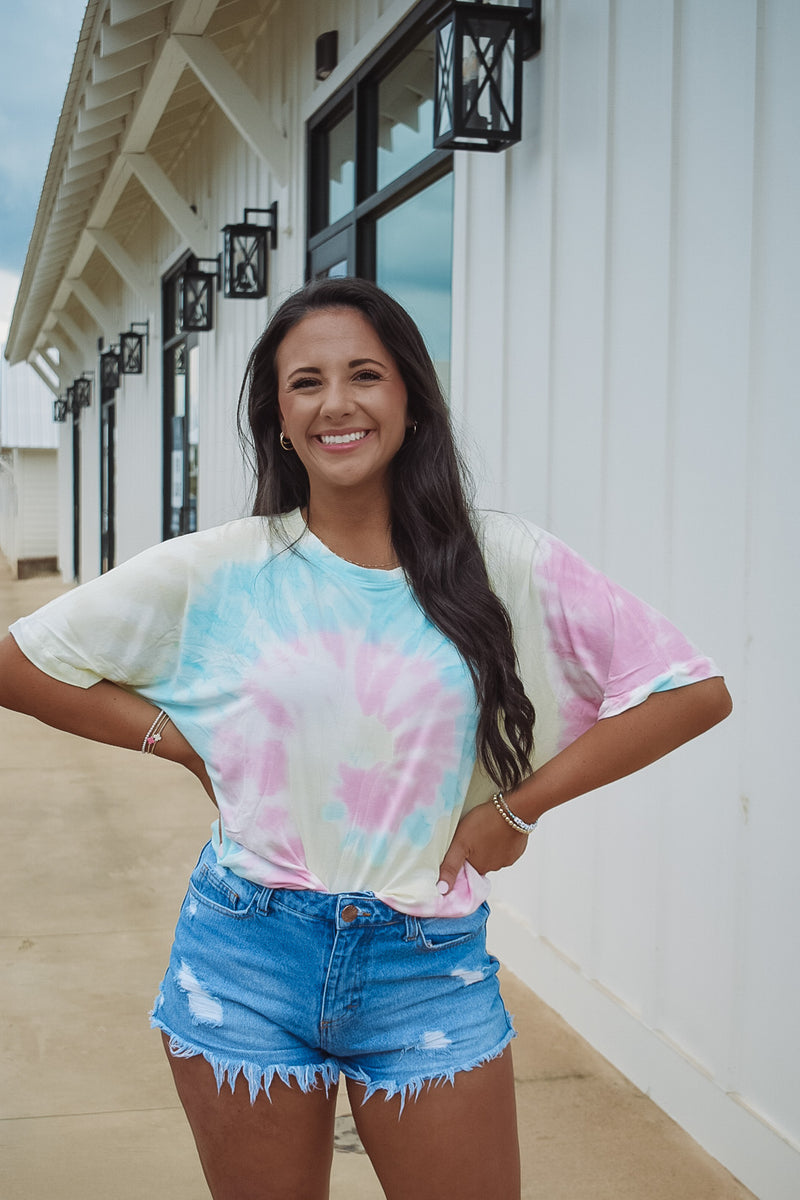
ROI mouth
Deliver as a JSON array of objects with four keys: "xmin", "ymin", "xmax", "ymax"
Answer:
[{"xmin": 315, "ymin": 430, "xmax": 372, "ymax": 446}]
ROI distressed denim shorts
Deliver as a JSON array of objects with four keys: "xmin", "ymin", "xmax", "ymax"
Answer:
[{"xmin": 151, "ymin": 842, "xmax": 515, "ymax": 1108}]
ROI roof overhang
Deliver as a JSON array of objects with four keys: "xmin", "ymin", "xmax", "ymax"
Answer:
[{"xmin": 5, "ymin": 0, "xmax": 287, "ymax": 372}]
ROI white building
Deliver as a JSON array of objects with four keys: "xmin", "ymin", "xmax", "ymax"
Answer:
[
  {"xmin": 4, "ymin": 2, "xmax": 798, "ymax": 1196},
  {"xmin": 0, "ymin": 352, "xmax": 58, "ymax": 577}
]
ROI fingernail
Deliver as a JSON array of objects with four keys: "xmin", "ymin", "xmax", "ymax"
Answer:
[{"xmin": 436, "ymin": 880, "xmax": 450, "ymax": 895}]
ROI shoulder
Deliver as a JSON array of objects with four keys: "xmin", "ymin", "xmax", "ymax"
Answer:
[
  {"xmin": 114, "ymin": 512, "xmax": 302, "ymax": 576},
  {"xmin": 474, "ymin": 510, "xmax": 551, "ymax": 583}
]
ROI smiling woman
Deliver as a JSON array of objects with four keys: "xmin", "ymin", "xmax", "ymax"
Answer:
[
  {"xmin": 275, "ymin": 308, "xmax": 413, "ymax": 555},
  {"xmin": 0, "ymin": 276, "xmax": 731, "ymax": 1200}
]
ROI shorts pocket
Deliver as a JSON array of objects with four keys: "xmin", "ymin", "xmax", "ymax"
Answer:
[
  {"xmin": 187, "ymin": 861, "xmax": 259, "ymax": 918},
  {"xmin": 415, "ymin": 902, "xmax": 489, "ymax": 951}
]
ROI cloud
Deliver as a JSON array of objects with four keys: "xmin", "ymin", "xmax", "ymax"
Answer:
[{"xmin": 0, "ymin": 1, "xmax": 85, "ymax": 274}]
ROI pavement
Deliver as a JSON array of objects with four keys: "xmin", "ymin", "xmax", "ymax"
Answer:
[{"xmin": 0, "ymin": 557, "xmax": 755, "ymax": 1199}]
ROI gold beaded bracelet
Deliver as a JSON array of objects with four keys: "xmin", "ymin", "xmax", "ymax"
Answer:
[{"xmin": 492, "ymin": 791, "xmax": 539, "ymax": 835}]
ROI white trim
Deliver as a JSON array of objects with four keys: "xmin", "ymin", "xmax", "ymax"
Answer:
[
  {"xmin": 86, "ymin": 228, "xmax": 153, "ymax": 302},
  {"xmin": 171, "ymin": 33, "xmax": 289, "ymax": 185},
  {"xmin": 488, "ymin": 902, "xmax": 800, "ymax": 1200},
  {"xmin": 53, "ymin": 312, "xmax": 95, "ymax": 361},
  {"xmin": 28, "ymin": 358, "xmax": 60, "ymax": 396},
  {"xmin": 300, "ymin": 0, "xmax": 420, "ymax": 122},
  {"xmin": 124, "ymin": 152, "xmax": 213, "ymax": 256},
  {"xmin": 68, "ymin": 279, "xmax": 116, "ymax": 336}
]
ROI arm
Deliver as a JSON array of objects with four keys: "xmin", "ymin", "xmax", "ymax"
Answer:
[
  {"xmin": 437, "ymin": 676, "xmax": 732, "ymax": 892},
  {"xmin": 0, "ymin": 634, "xmax": 214, "ymax": 799}
]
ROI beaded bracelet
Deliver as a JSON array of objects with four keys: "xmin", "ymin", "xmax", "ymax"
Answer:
[
  {"xmin": 141, "ymin": 708, "xmax": 171, "ymax": 755},
  {"xmin": 492, "ymin": 791, "xmax": 539, "ymax": 836}
]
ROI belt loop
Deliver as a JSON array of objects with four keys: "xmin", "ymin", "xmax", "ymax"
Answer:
[
  {"xmin": 256, "ymin": 886, "xmax": 274, "ymax": 915},
  {"xmin": 404, "ymin": 915, "xmax": 419, "ymax": 942}
]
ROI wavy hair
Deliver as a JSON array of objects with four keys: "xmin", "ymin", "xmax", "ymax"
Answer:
[{"xmin": 237, "ymin": 277, "xmax": 534, "ymax": 789}]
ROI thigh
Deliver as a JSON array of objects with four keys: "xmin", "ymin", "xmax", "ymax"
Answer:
[
  {"xmin": 346, "ymin": 1047, "xmax": 520, "ymax": 1200},
  {"xmin": 164, "ymin": 1035, "xmax": 339, "ymax": 1200}
]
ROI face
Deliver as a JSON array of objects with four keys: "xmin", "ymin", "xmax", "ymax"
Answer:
[{"xmin": 275, "ymin": 307, "xmax": 412, "ymax": 502}]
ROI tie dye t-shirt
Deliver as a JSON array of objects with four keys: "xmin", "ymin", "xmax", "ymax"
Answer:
[{"xmin": 9, "ymin": 508, "xmax": 720, "ymax": 917}]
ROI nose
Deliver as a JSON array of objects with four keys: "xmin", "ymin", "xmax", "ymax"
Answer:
[{"xmin": 319, "ymin": 379, "xmax": 355, "ymax": 418}]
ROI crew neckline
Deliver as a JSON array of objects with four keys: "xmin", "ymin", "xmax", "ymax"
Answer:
[{"xmin": 278, "ymin": 509, "xmax": 406, "ymax": 589}]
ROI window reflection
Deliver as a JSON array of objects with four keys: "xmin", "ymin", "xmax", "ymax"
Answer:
[
  {"xmin": 376, "ymin": 173, "xmax": 454, "ymax": 394},
  {"xmin": 377, "ymin": 34, "xmax": 435, "ymax": 190},
  {"xmin": 328, "ymin": 109, "xmax": 355, "ymax": 225}
]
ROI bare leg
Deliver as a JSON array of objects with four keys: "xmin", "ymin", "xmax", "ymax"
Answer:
[
  {"xmin": 162, "ymin": 1033, "xmax": 338, "ymax": 1200},
  {"xmin": 345, "ymin": 1047, "xmax": 520, "ymax": 1200}
]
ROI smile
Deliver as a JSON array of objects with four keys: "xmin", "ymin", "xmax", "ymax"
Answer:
[{"xmin": 317, "ymin": 431, "xmax": 370, "ymax": 445}]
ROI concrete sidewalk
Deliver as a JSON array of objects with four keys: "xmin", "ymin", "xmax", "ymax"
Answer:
[{"xmin": 0, "ymin": 559, "xmax": 754, "ymax": 1199}]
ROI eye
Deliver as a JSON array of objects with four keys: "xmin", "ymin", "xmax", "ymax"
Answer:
[
  {"xmin": 287, "ymin": 376, "xmax": 320, "ymax": 390},
  {"xmin": 354, "ymin": 369, "xmax": 381, "ymax": 382}
]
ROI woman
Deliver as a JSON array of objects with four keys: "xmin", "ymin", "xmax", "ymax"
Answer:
[{"xmin": 0, "ymin": 278, "xmax": 731, "ymax": 1199}]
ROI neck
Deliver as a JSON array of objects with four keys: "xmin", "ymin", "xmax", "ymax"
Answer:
[{"xmin": 304, "ymin": 487, "xmax": 396, "ymax": 570}]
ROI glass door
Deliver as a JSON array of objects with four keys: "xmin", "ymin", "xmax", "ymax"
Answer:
[
  {"xmin": 163, "ymin": 262, "xmax": 199, "ymax": 539},
  {"xmin": 100, "ymin": 392, "xmax": 116, "ymax": 572}
]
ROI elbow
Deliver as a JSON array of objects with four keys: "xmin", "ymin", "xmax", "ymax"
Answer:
[{"xmin": 699, "ymin": 675, "xmax": 733, "ymax": 731}]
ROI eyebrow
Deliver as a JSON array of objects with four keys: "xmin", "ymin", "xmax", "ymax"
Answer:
[{"xmin": 287, "ymin": 357, "xmax": 386, "ymax": 378}]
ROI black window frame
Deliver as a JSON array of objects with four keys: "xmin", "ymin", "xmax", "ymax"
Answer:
[
  {"xmin": 306, "ymin": 0, "xmax": 453, "ymax": 282},
  {"xmin": 162, "ymin": 253, "xmax": 200, "ymax": 541}
]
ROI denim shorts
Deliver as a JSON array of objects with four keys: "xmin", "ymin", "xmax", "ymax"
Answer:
[{"xmin": 151, "ymin": 842, "xmax": 515, "ymax": 1108}]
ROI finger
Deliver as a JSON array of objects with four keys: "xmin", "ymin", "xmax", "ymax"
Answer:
[{"xmin": 437, "ymin": 839, "xmax": 467, "ymax": 896}]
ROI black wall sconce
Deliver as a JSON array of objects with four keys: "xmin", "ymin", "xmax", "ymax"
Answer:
[
  {"xmin": 179, "ymin": 258, "xmax": 221, "ymax": 332},
  {"xmin": 100, "ymin": 344, "xmax": 122, "ymax": 392},
  {"xmin": 53, "ymin": 395, "xmax": 69, "ymax": 423},
  {"xmin": 120, "ymin": 321, "xmax": 149, "ymax": 374},
  {"xmin": 222, "ymin": 203, "xmax": 278, "ymax": 300},
  {"xmin": 433, "ymin": 0, "xmax": 541, "ymax": 152},
  {"xmin": 72, "ymin": 374, "xmax": 93, "ymax": 410},
  {"xmin": 315, "ymin": 31, "xmax": 338, "ymax": 81}
]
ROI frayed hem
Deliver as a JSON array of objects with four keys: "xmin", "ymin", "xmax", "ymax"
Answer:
[
  {"xmin": 150, "ymin": 1015, "xmax": 339, "ymax": 1104},
  {"xmin": 342, "ymin": 1024, "xmax": 518, "ymax": 1116}
]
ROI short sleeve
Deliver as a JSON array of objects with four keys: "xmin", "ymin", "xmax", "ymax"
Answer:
[
  {"xmin": 531, "ymin": 529, "xmax": 721, "ymax": 744},
  {"xmin": 8, "ymin": 537, "xmax": 195, "ymax": 690}
]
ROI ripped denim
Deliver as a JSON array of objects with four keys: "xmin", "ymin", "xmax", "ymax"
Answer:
[{"xmin": 150, "ymin": 842, "xmax": 515, "ymax": 1111}]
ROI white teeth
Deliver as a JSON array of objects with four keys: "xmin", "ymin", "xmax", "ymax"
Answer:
[{"xmin": 319, "ymin": 431, "xmax": 369, "ymax": 445}]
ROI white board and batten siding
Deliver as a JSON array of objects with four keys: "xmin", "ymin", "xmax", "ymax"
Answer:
[
  {"xmin": 0, "ymin": 355, "xmax": 58, "ymax": 573},
  {"xmin": 58, "ymin": 1, "xmax": 798, "ymax": 1196},
  {"xmin": 448, "ymin": 4, "xmax": 799, "ymax": 1199}
]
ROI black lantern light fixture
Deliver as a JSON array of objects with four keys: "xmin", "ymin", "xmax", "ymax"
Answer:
[
  {"xmin": 433, "ymin": 0, "xmax": 541, "ymax": 152},
  {"xmin": 53, "ymin": 395, "xmax": 69, "ymax": 423},
  {"xmin": 72, "ymin": 374, "xmax": 93, "ymax": 410},
  {"xmin": 100, "ymin": 344, "xmax": 122, "ymax": 392},
  {"xmin": 222, "ymin": 203, "xmax": 278, "ymax": 300},
  {"xmin": 315, "ymin": 30, "xmax": 338, "ymax": 81},
  {"xmin": 178, "ymin": 258, "xmax": 220, "ymax": 332},
  {"xmin": 120, "ymin": 321, "xmax": 149, "ymax": 374}
]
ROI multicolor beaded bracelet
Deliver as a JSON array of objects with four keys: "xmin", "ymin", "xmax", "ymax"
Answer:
[
  {"xmin": 492, "ymin": 791, "xmax": 539, "ymax": 835},
  {"xmin": 141, "ymin": 709, "xmax": 171, "ymax": 755}
]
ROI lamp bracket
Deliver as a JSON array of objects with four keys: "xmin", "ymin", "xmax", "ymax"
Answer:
[
  {"xmin": 194, "ymin": 256, "xmax": 222, "ymax": 291},
  {"xmin": 128, "ymin": 320, "xmax": 150, "ymax": 342},
  {"xmin": 242, "ymin": 201, "xmax": 279, "ymax": 249}
]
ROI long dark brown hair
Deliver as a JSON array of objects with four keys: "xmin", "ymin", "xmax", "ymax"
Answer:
[{"xmin": 238, "ymin": 277, "xmax": 534, "ymax": 789}]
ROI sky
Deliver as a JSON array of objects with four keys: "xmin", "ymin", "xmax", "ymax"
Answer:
[{"xmin": 0, "ymin": 0, "xmax": 86, "ymax": 343}]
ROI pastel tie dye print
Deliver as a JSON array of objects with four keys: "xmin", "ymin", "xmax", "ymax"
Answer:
[{"xmin": 9, "ymin": 509, "xmax": 720, "ymax": 917}]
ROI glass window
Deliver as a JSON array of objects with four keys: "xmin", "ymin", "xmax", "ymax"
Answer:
[
  {"xmin": 376, "ymin": 172, "xmax": 454, "ymax": 394},
  {"xmin": 327, "ymin": 108, "xmax": 356, "ymax": 226},
  {"xmin": 307, "ymin": 3, "xmax": 453, "ymax": 380},
  {"xmin": 377, "ymin": 34, "xmax": 436, "ymax": 190}
]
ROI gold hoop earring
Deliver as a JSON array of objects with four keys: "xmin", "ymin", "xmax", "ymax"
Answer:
[{"xmin": 279, "ymin": 432, "xmax": 293, "ymax": 451}]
